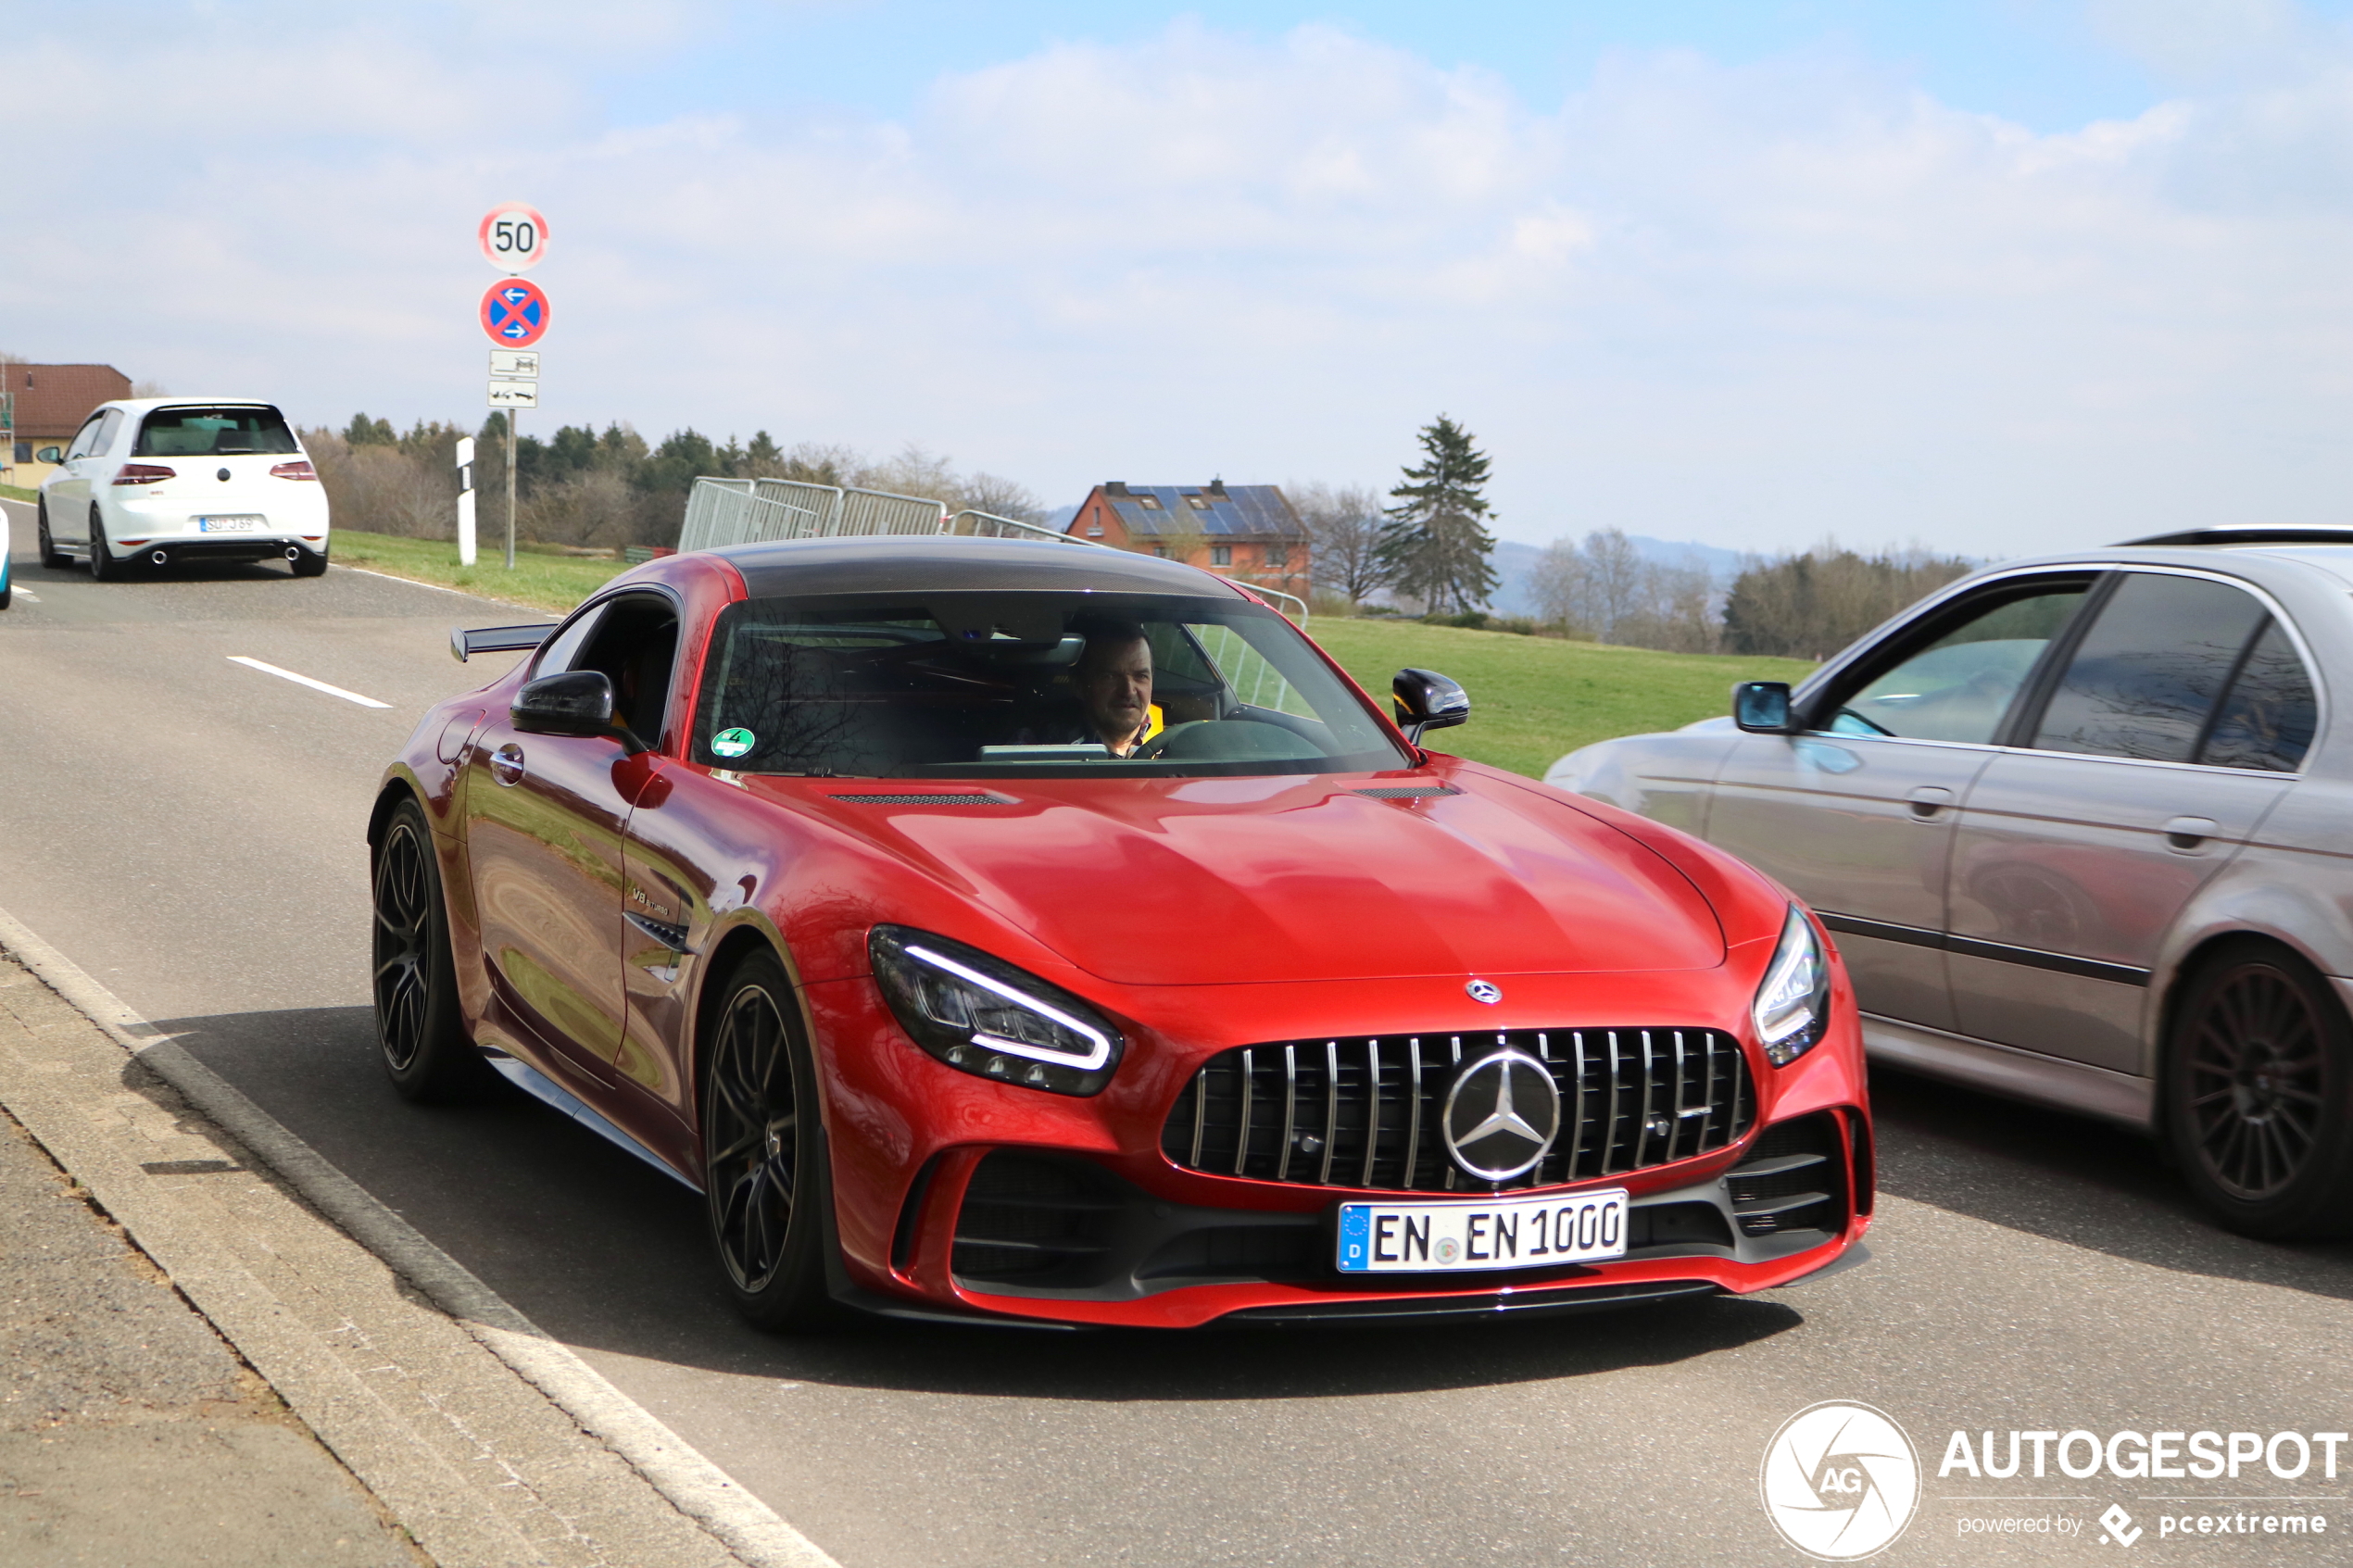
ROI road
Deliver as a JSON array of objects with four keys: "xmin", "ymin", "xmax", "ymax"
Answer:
[{"xmin": 5, "ymin": 495, "xmax": 2352, "ymax": 1567}]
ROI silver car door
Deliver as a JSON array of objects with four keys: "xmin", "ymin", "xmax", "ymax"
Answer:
[
  {"xmin": 1709, "ymin": 576, "xmax": 2097, "ymax": 1033},
  {"xmin": 1946, "ymin": 571, "xmax": 2305, "ymax": 1073}
]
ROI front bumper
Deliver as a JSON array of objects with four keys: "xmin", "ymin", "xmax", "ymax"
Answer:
[{"xmin": 802, "ymin": 967, "xmax": 1875, "ymax": 1329}]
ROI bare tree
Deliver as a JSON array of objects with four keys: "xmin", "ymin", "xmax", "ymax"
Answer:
[{"xmin": 1290, "ymin": 480, "xmax": 1390, "ymax": 605}]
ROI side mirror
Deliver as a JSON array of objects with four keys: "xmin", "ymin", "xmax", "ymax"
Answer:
[
  {"xmin": 1732, "ymin": 680, "xmax": 1796, "ymax": 734},
  {"xmin": 35, "ymin": 446, "xmax": 62, "ymax": 464},
  {"xmin": 1392, "ymin": 667, "xmax": 1471, "ymax": 743},
  {"xmin": 512, "ymin": 670, "xmax": 646, "ymax": 752}
]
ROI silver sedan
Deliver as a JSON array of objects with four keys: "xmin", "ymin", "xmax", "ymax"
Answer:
[{"xmin": 1547, "ymin": 527, "xmax": 2352, "ymax": 1239}]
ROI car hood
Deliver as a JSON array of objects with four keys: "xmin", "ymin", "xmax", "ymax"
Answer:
[{"xmin": 783, "ymin": 772, "xmax": 1726, "ymax": 985}]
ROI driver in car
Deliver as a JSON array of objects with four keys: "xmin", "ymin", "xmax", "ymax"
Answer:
[{"xmin": 1069, "ymin": 617, "xmax": 1159, "ymax": 756}]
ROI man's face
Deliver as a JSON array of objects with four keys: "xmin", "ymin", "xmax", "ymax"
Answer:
[{"xmin": 1076, "ymin": 635, "xmax": 1153, "ymax": 743}]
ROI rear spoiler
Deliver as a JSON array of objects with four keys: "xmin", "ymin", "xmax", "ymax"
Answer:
[{"xmin": 449, "ymin": 622, "xmax": 555, "ymax": 663}]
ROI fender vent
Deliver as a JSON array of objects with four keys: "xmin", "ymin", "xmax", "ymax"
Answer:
[{"xmin": 827, "ymin": 792, "xmax": 1013, "ymax": 806}]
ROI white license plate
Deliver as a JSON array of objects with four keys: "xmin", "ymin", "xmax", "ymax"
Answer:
[
  {"xmin": 197, "ymin": 515, "xmax": 266, "ymax": 533},
  {"xmin": 1337, "ymin": 1188, "xmax": 1629, "ymax": 1273}
]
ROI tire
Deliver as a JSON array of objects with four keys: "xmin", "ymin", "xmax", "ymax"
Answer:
[
  {"xmin": 36, "ymin": 497, "xmax": 69, "ymax": 570},
  {"xmin": 701, "ymin": 949, "xmax": 838, "ymax": 1331},
  {"xmin": 2164, "ymin": 939, "xmax": 2353, "ymax": 1239},
  {"xmin": 371, "ymin": 797, "xmax": 486, "ymax": 1102},
  {"xmin": 292, "ymin": 546, "xmax": 329, "ymax": 578},
  {"xmin": 86, "ymin": 506, "xmax": 120, "ymax": 582}
]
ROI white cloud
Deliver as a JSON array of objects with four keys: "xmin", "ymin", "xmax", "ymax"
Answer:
[{"xmin": 9, "ymin": 9, "xmax": 2353, "ymax": 557}]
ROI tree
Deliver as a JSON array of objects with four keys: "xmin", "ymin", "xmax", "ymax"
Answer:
[
  {"xmin": 1376, "ymin": 415, "xmax": 1499, "ymax": 614},
  {"xmin": 1290, "ymin": 481, "xmax": 1390, "ymax": 605},
  {"xmin": 1720, "ymin": 543, "xmax": 1972, "ymax": 659}
]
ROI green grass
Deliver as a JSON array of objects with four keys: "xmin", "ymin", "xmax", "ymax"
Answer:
[
  {"xmin": 329, "ymin": 532, "xmax": 1814, "ymax": 778},
  {"xmin": 330, "ymin": 529, "xmax": 629, "ymax": 614},
  {"xmin": 0, "ymin": 483, "xmax": 37, "ymax": 503},
  {"xmin": 1307, "ymin": 617, "xmax": 1817, "ymax": 779}
]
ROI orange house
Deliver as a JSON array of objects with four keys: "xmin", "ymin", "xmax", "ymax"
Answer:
[{"xmin": 1066, "ymin": 481, "xmax": 1311, "ymax": 604}]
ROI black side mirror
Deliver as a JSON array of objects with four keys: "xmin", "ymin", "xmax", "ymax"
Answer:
[
  {"xmin": 1732, "ymin": 680, "xmax": 1796, "ymax": 734},
  {"xmin": 1392, "ymin": 667, "xmax": 1471, "ymax": 743},
  {"xmin": 512, "ymin": 670, "xmax": 647, "ymax": 752}
]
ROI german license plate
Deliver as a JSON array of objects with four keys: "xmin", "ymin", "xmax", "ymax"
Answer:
[
  {"xmin": 1337, "ymin": 1188, "xmax": 1628, "ymax": 1273},
  {"xmin": 197, "ymin": 515, "xmax": 265, "ymax": 532}
]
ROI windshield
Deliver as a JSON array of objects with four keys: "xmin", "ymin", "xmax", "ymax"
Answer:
[
  {"xmin": 693, "ymin": 592, "xmax": 1409, "ymax": 777},
  {"xmin": 133, "ymin": 406, "xmax": 299, "ymax": 458}
]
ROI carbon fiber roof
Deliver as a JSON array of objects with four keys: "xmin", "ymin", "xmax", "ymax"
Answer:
[{"xmin": 713, "ymin": 535, "xmax": 1252, "ymax": 599}]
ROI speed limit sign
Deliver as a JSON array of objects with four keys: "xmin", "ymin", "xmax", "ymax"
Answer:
[{"xmin": 479, "ymin": 202, "xmax": 548, "ymax": 272}]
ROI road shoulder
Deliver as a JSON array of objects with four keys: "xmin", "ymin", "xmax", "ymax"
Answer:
[{"xmin": 0, "ymin": 917, "xmax": 835, "ymax": 1568}]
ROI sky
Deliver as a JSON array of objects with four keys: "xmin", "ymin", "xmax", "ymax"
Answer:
[{"xmin": 8, "ymin": 0, "xmax": 2353, "ymax": 557}]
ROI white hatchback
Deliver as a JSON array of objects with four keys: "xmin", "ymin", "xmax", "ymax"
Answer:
[{"xmin": 37, "ymin": 398, "xmax": 331, "ymax": 580}]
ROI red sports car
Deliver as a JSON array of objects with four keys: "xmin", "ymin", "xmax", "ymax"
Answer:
[{"xmin": 371, "ymin": 539, "xmax": 1873, "ymax": 1330}]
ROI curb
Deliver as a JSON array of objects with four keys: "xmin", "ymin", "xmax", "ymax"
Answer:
[{"xmin": 0, "ymin": 904, "xmax": 838, "ymax": 1568}]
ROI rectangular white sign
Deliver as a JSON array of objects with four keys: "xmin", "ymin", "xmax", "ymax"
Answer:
[
  {"xmin": 489, "ymin": 349, "xmax": 541, "ymax": 378},
  {"xmin": 487, "ymin": 380, "xmax": 539, "ymax": 408}
]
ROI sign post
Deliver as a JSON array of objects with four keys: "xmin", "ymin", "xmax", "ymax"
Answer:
[
  {"xmin": 477, "ymin": 205, "xmax": 551, "ymax": 571},
  {"xmin": 455, "ymin": 435, "xmax": 477, "ymax": 566}
]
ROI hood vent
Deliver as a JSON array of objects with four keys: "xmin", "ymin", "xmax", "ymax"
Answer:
[
  {"xmin": 1351, "ymin": 784, "xmax": 1462, "ymax": 800},
  {"xmin": 828, "ymin": 792, "xmax": 1013, "ymax": 807}
]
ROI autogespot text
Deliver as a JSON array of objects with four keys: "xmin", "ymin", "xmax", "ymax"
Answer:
[{"xmin": 1940, "ymin": 1429, "xmax": 2350, "ymax": 1480}]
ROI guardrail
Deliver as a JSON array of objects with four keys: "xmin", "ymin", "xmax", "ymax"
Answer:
[{"xmin": 677, "ymin": 476, "xmax": 1306, "ymax": 626}]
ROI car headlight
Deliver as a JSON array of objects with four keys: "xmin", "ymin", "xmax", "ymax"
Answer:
[
  {"xmin": 1752, "ymin": 905, "xmax": 1831, "ymax": 1068},
  {"xmin": 869, "ymin": 925, "xmax": 1125, "ymax": 1096}
]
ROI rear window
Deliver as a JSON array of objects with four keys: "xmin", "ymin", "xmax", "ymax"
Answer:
[{"xmin": 133, "ymin": 406, "xmax": 299, "ymax": 458}]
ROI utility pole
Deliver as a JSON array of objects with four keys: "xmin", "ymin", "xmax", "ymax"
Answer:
[{"xmin": 505, "ymin": 411, "xmax": 517, "ymax": 570}]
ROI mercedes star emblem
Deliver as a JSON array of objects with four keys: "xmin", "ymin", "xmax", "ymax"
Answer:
[
  {"xmin": 1466, "ymin": 978, "xmax": 1503, "ymax": 1004},
  {"xmin": 1441, "ymin": 1048, "xmax": 1562, "ymax": 1182}
]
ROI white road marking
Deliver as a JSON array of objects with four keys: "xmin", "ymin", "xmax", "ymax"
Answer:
[
  {"xmin": 12, "ymin": 589, "xmax": 36, "ymax": 602},
  {"xmin": 227, "ymin": 655, "xmax": 393, "ymax": 709}
]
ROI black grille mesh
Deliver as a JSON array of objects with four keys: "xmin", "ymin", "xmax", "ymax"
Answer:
[{"xmin": 1161, "ymin": 1029, "xmax": 1753, "ymax": 1193}]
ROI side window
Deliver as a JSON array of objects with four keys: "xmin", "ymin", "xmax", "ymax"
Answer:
[
  {"xmin": 575, "ymin": 596, "xmax": 681, "ymax": 741},
  {"xmin": 1825, "ymin": 583, "xmax": 2089, "ymax": 744},
  {"xmin": 533, "ymin": 605, "xmax": 605, "ymax": 677},
  {"xmin": 64, "ymin": 415, "xmax": 106, "ymax": 461},
  {"xmin": 91, "ymin": 409, "xmax": 124, "ymax": 454},
  {"xmin": 2031, "ymin": 574, "xmax": 2270, "ymax": 762},
  {"xmin": 2199, "ymin": 620, "xmax": 2318, "ymax": 772},
  {"xmin": 1184, "ymin": 621, "xmax": 1316, "ymax": 717}
]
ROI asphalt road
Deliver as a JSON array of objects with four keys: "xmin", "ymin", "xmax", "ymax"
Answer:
[{"xmin": 6, "ymin": 495, "xmax": 2353, "ymax": 1567}]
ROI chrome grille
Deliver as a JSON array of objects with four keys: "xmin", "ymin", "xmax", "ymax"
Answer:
[{"xmin": 1160, "ymin": 1029, "xmax": 1754, "ymax": 1193}]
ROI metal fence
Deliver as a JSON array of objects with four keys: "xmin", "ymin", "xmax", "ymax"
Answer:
[{"xmin": 676, "ymin": 475, "xmax": 1306, "ymax": 625}]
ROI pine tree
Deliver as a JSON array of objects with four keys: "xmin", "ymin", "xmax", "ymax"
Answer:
[{"xmin": 1376, "ymin": 415, "xmax": 1499, "ymax": 614}]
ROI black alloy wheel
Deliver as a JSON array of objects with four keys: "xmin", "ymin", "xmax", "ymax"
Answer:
[
  {"xmin": 36, "ymin": 497, "xmax": 69, "ymax": 569},
  {"xmin": 2166, "ymin": 940, "xmax": 2353, "ymax": 1239},
  {"xmin": 86, "ymin": 506, "xmax": 120, "ymax": 582},
  {"xmin": 371, "ymin": 797, "xmax": 484, "ymax": 1101},
  {"xmin": 701, "ymin": 950, "xmax": 837, "ymax": 1330}
]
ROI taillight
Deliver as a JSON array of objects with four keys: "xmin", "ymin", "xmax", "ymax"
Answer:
[
  {"xmin": 271, "ymin": 459, "xmax": 318, "ymax": 481},
  {"xmin": 112, "ymin": 463, "xmax": 175, "ymax": 485}
]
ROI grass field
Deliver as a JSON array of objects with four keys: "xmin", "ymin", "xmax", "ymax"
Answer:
[
  {"xmin": 1307, "ymin": 618, "xmax": 1815, "ymax": 778},
  {"xmin": 0, "ymin": 483, "xmax": 37, "ymax": 504},
  {"xmin": 330, "ymin": 529, "xmax": 628, "ymax": 614},
  {"xmin": 329, "ymin": 531, "xmax": 1816, "ymax": 777}
]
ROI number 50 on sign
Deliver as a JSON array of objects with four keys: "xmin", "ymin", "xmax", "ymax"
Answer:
[{"xmin": 480, "ymin": 202, "xmax": 548, "ymax": 272}]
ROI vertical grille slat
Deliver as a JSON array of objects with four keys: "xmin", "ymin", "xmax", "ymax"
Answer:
[{"xmin": 1162, "ymin": 1026, "xmax": 1753, "ymax": 1194}]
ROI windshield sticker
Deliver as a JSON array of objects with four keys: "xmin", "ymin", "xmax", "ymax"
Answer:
[{"xmin": 711, "ymin": 727, "xmax": 755, "ymax": 759}]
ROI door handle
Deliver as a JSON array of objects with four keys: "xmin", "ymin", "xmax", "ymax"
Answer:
[
  {"xmin": 490, "ymin": 742, "xmax": 525, "ymax": 786},
  {"xmin": 1906, "ymin": 786, "xmax": 1955, "ymax": 820},
  {"xmin": 2165, "ymin": 815, "xmax": 2219, "ymax": 851}
]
